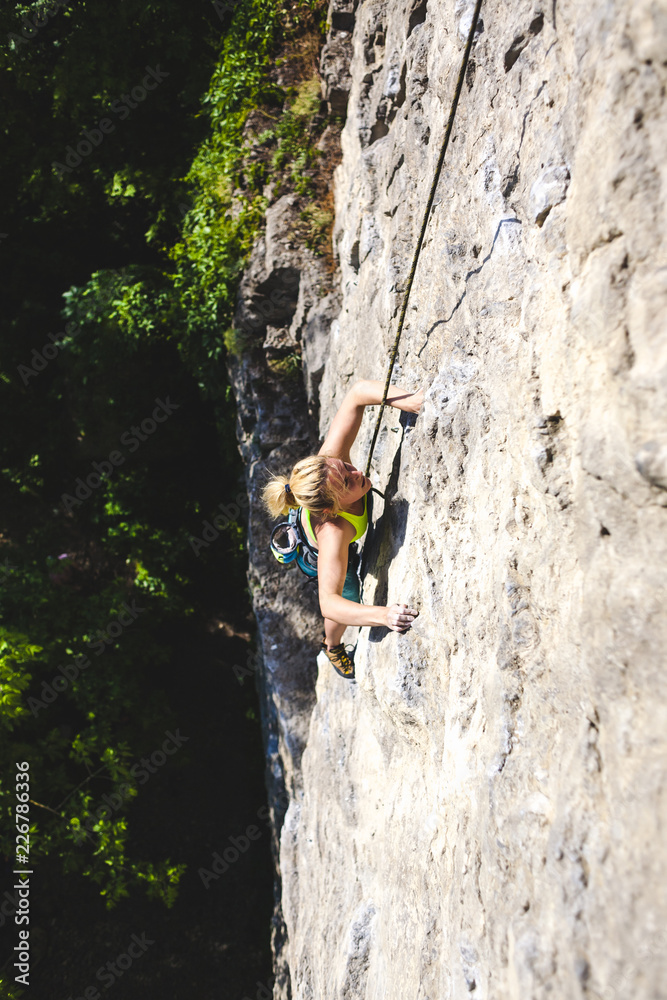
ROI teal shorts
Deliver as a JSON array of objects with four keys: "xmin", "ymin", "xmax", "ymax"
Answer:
[
  {"xmin": 309, "ymin": 543, "xmax": 361, "ymax": 604},
  {"xmin": 341, "ymin": 544, "xmax": 361, "ymax": 604}
]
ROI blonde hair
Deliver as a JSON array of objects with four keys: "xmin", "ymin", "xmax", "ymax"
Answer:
[{"xmin": 262, "ymin": 455, "xmax": 347, "ymax": 520}]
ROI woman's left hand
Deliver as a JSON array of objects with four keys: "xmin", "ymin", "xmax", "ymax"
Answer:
[
  {"xmin": 405, "ymin": 388, "xmax": 424, "ymax": 413},
  {"xmin": 384, "ymin": 603, "xmax": 420, "ymax": 631}
]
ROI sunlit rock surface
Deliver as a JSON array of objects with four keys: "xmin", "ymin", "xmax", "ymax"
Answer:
[{"xmin": 230, "ymin": 0, "xmax": 667, "ymax": 996}]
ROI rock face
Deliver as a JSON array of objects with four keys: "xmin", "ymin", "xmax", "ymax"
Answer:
[
  {"xmin": 230, "ymin": 0, "xmax": 667, "ymax": 997},
  {"xmin": 227, "ymin": 190, "xmax": 344, "ymax": 993}
]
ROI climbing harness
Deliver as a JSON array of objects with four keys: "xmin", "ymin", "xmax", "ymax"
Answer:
[
  {"xmin": 270, "ymin": 493, "xmax": 373, "ymax": 577},
  {"xmin": 364, "ymin": 0, "xmax": 484, "ymax": 478},
  {"xmin": 270, "ymin": 507, "xmax": 319, "ymax": 578}
]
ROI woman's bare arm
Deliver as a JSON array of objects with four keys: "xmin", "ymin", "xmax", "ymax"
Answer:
[
  {"xmin": 316, "ymin": 520, "xmax": 418, "ymax": 631},
  {"xmin": 319, "ymin": 379, "xmax": 423, "ymax": 462}
]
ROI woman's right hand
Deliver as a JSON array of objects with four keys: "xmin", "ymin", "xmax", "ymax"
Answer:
[{"xmin": 384, "ymin": 603, "xmax": 420, "ymax": 632}]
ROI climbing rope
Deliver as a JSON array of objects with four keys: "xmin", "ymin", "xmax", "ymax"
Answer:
[{"xmin": 364, "ymin": 0, "xmax": 484, "ymax": 478}]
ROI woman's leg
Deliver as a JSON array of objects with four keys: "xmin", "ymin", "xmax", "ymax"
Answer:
[{"xmin": 324, "ymin": 618, "xmax": 346, "ymax": 648}]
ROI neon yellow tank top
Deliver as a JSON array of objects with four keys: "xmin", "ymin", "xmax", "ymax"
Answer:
[{"xmin": 302, "ymin": 493, "xmax": 368, "ymax": 548}]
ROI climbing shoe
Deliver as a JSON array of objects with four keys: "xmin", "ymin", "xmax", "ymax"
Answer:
[{"xmin": 319, "ymin": 640, "xmax": 355, "ymax": 680}]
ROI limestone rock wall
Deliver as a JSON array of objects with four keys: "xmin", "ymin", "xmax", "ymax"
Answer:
[
  {"xmin": 231, "ymin": 0, "xmax": 667, "ymax": 997},
  {"xmin": 227, "ymin": 192, "xmax": 343, "ymax": 993}
]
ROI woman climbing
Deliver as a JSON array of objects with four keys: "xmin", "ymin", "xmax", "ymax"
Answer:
[{"xmin": 262, "ymin": 379, "xmax": 422, "ymax": 679}]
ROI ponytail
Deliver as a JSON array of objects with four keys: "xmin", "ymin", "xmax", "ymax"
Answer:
[
  {"xmin": 262, "ymin": 474, "xmax": 300, "ymax": 519},
  {"xmin": 262, "ymin": 455, "xmax": 346, "ymax": 520}
]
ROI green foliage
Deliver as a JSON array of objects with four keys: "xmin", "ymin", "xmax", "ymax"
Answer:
[
  {"xmin": 268, "ymin": 76, "xmax": 323, "ymax": 193},
  {"xmin": 0, "ymin": 975, "xmax": 25, "ymax": 1000},
  {"xmin": 167, "ymin": 0, "xmax": 284, "ymax": 360},
  {"xmin": 0, "ymin": 0, "xmax": 326, "ymax": 927},
  {"xmin": 169, "ymin": 13, "xmax": 329, "ymax": 371},
  {"xmin": 136, "ymin": 860, "xmax": 188, "ymax": 909},
  {"xmin": 223, "ymin": 324, "xmax": 250, "ymax": 358},
  {"xmin": 0, "ymin": 628, "xmax": 43, "ymax": 730},
  {"xmin": 63, "ymin": 263, "xmax": 179, "ymax": 334},
  {"xmin": 300, "ymin": 202, "xmax": 334, "ymax": 253},
  {"xmin": 267, "ymin": 352, "xmax": 302, "ymax": 379},
  {"xmin": 0, "ymin": 545, "xmax": 186, "ymax": 907}
]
